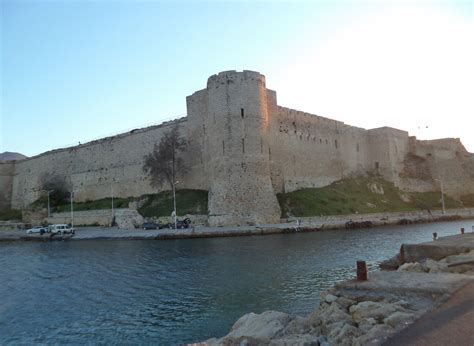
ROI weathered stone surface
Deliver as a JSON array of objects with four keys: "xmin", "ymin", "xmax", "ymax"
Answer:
[
  {"xmin": 309, "ymin": 302, "xmax": 352, "ymax": 333},
  {"xmin": 353, "ymin": 324, "xmax": 394, "ymax": 346},
  {"xmin": 397, "ymin": 262, "xmax": 424, "ymax": 273},
  {"xmin": 335, "ymin": 296, "xmax": 357, "ymax": 311},
  {"xmin": 383, "ymin": 311, "xmax": 415, "ymax": 328},
  {"xmin": 269, "ymin": 334, "xmax": 319, "ymax": 346},
  {"xmin": 327, "ymin": 323, "xmax": 360, "ymax": 345},
  {"xmin": 349, "ymin": 301, "xmax": 402, "ymax": 324},
  {"xmin": 357, "ymin": 317, "xmax": 377, "ymax": 334},
  {"xmin": 226, "ymin": 311, "xmax": 292, "ymax": 340},
  {"xmin": 324, "ymin": 294, "xmax": 338, "ymax": 304},
  {"xmin": 421, "ymin": 258, "xmax": 447, "ymax": 273}
]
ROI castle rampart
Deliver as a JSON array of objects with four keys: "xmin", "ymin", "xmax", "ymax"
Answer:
[{"xmin": 2, "ymin": 70, "xmax": 473, "ymax": 225}]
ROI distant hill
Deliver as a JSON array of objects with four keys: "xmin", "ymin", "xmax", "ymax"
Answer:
[{"xmin": 0, "ymin": 152, "xmax": 27, "ymax": 161}]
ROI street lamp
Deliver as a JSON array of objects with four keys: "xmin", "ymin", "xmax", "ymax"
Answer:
[
  {"xmin": 172, "ymin": 181, "xmax": 180, "ymax": 230},
  {"xmin": 111, "ymin": 181, "xmax": 114, "ymax": 227},
  {"xmin": 70, "ymin": 191, "xmax": 74, "ymax": 229},
  {"xmin": 40, "ymin": 189, "xmax": 54, "ymax": 218},
  {"xmin": 434, "ymin": 179, "xmax": 446, "ymax": 215}
]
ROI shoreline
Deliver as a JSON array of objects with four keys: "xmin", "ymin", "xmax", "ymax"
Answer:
[
  {"xmin": 1, "ymin": 209, "xmax": 474, "ymax": 242},
  {"xmin": 201, "ymin": 233, "xmax": 474, "ymax": 345}
]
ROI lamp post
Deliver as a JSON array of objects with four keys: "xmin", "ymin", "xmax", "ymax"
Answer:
[
  {"xmin": 111, "ymin": 181, "xmax": 114, "ymax": 227},
  {"xmin": 70, "ymin": 191, "xmax": 74, "ymax": 229},
  {"xmin": 172, "ymin": 181, "xmax": 179, "ymax": 230},
  {"xmin": 434, "ymin": 179, "xmax": 446, "ymax": 215},
  {"xmin": 40, "ymin": 189, "xmax": 54, "ymax": 218}
]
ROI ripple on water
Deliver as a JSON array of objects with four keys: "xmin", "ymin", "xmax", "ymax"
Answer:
[{"xmin": 0, "ymin": 220, "xmax": 472, "ymax": 344}]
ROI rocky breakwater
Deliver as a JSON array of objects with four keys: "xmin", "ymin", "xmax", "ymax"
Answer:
[{"xmin": 202, "ymin": 233, "xmax": 474, "ymax": 345}]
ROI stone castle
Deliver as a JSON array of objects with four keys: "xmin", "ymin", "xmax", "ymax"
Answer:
[{"xmin": 1, "ymin": 70, "xmax": 473, "ymax": 226}]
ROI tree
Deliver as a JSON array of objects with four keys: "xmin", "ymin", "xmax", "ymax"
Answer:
[
  {"xmin": 142, "ymin": 124, "xmax": 188, "ymax": 191},
  {"xmin": 39, "ymin": 174, "xmax": 70, "ymax": 206}
]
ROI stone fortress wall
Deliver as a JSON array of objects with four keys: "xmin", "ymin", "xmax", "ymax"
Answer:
[{"xmin": 2, "ymin": 70, "xmax": 473, "ymax": 226}]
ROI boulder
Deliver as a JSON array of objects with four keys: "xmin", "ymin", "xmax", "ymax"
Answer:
[
  {"xmin": 397, "ymin": 262, "xmax": 424, "ymax": 273},
  {"xmin": 269, "ymin": 334, "xmax": 319, "ymax": 346},
  {"xmin": 357, "ymin": 317, "xmax": 377, "ymax": 334},
  {"xmin": 327, "ymin": 323, "xmax": 360, "ymax": 345},
  {"xmin": 349, "ymin": 301, "xmax": 403, "ymax": 324},
  {"xmin": 325, "ymin": 294, "xmax": 338, "ymax": 304},
  {"xmin": 353, "ymin": 324, "xmax": 393, "ymax": 346},
  {"xmin": 383, "ymin": 311, "xmax": 415, "ymax": 328},
  {"xmin": 421, "ymin": 259, "xmax": 447, "ymax": 273},
  {"xmin": 226, "ymin": 311, "xmax": 292, "ymax": 340},
  {"xmin": 336, "ymin": 296, "xmax": 357, "ymax": 311},
  {"xmin": 309, "ymin": 302, "xmax": 352, "ymax": 334}
]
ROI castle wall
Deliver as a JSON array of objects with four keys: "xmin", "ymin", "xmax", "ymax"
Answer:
[
  {"xmin": 268, "ymin": 106, "xmax": 371, "ymax": 192},
  {"xmin": 10, "ymin": 119, "xmax": 201, "ymax": 209},
  {"xmin": 0, "ymin": 162, "xmax": 15, "ymax": 210},
  {"xmin": 4, "ymin": 70, "xmax": 474, "ymax": 224},
  {"xmin": 201, "ymin": 70, "xmax": 281, "ymax": 225}
]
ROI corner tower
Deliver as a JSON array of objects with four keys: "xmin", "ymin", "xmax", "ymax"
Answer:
[{"xmin": 203, "ymin": 70, "xmax": 281, "ymax": 226}]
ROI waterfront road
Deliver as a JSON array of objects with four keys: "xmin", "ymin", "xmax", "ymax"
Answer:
[{"xmin": 384, "ymin": 281, "xmax": 474, "ymax": 346}]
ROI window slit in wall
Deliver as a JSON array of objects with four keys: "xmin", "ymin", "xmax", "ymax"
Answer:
[
  {"xmin": 335, "ymin": 139, "xmax": 338, "ymax": 149},
  {"xmin": 241, "ymin": 108, "xmax": 244, "ymax": 118},
  {"xmin": 242, "ymin": 138, "xmax": 245, "ymax": 154}
]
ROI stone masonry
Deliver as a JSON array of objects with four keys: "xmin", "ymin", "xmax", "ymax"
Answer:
[{"xmin": 1, "ymin": 70, "xmax": 474, "ymax": 226}]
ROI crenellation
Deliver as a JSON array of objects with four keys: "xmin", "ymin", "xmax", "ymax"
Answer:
[{"xmin": 2, "ymin": 70, "xmax": 473, "ymax": 225}]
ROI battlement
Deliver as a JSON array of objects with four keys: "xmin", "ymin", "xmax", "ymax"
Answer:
[{"xmin": 207, "ymin": 70, "xmax": 265, "ymax": 88}]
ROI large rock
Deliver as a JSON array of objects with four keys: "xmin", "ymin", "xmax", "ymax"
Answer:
[
  {"xmin": 309, "ymin": 302, "xmax": 352, "ymax": 334},
  {"xmin": 226, "ymin": 311, "xmax": 292, "ymax": 340},
  {"xmin": 397, "ymin": 262, "xmax": 425, "ymax": 273},
  {"xmin": 269, "ymin": 334, "xmax": 319, "ymax": 346},
  {"xmin": 420, "ymin": 258, "xmax": 447, "ymax": 273},
  {"xmin": 327, "ymin": 323, "xmax": 360, "ymax": 345},
  {"xmin": 349, "ymin": 301, "xmax": 403, "ymax": 324},
  {"xmin": 383, "ymin": 311, "xmax": 415, "ymax": 328},
  {"xmin": 353, "ymin": 324, "xmax": 394, "ymax": 346}
]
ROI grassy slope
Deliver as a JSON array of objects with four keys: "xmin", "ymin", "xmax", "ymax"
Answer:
[
  {"xmin": 138, "ymin": 189, "xmax": 208, "ymax": 217},
  {"xmin": 277, "ymin": 177, "xmax": 462, "ymax": 218},
  {"xmin": 49, "ymin": 189, "xmax": 208, "ymax": 218}
]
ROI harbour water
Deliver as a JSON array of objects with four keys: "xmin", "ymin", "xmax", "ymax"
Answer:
[{"xmin": 0, "ymin": 220, "xmax": 472, "ymax": 344}]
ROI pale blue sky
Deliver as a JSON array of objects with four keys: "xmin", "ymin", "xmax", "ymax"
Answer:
[{"xmin": 1, "ymin": 0, "xmax": 473, "ymax": 157}]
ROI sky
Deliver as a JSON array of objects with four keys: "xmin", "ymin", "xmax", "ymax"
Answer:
[{"xmin": 1, "ymin": 0, "xmax": 473, "ymax": 157}]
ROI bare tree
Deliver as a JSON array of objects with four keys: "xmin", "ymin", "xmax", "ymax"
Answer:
[{"xmin": 142, "ymin": 124, "xmax": 188, "ymax": 192}]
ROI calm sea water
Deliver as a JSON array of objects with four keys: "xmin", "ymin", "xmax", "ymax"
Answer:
[{"xmin": 0, "ymin": 220, "xmax": 472, "ymax": 344}]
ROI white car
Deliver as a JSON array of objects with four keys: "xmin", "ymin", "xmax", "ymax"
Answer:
[
  {"xmin": 50, "ymin": 224, "xmax": 75, "ymax": 235},
  {"xmin": 26, "ymin": 226, "xmax": 49, "ymax": 235}
]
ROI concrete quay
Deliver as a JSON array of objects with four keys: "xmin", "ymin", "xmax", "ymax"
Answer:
[{"xmin": 201, "ymin": 233, "xmax": 474, "ymax": 345}]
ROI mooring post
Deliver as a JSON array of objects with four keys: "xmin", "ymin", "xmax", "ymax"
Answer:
[
  {"xmin": 460, "ymin": 227, "xmax": 465, "ymax": 234},
  {"xmin": 356, "ymin": 260, "xmax": 368, "ymax": 281},
  {"xmin": 433, "ymin": 232, "xmax": 438, "ymax": 240}
]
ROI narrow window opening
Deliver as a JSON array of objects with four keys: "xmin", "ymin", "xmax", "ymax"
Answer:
[
  {"xmin": 335, "ymin": 139, "xmax": 338, "ymax": 149},
  {"xmin": 241, "ymin": 108, "xmax": 244, "ymax": 118},
  {"xmin": 242, "ymin": 138, "xmax": 245, "ymax": 154}
]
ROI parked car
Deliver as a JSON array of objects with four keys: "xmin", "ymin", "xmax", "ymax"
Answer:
[
  {"xmin": 169, "ymin": 218, "xmax": 191, "ymax": 229},
  {"xmin": 142, "ymin": 222, "xmax": 159, "ymax": 230},
  {"xmin": 26, "ymin": 226, "xmax": 49, "ymax": 235},
  {"xmin": 50, "ymin": 224, "xmax": 75, "ymax": 235}
]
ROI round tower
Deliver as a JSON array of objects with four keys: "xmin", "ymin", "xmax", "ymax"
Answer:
[{"xmin": 204, "ymin": 70, "xmax": 281, "ymax": 226}]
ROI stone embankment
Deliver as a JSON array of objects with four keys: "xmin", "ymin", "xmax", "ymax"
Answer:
[{"xmin": 200, "ymin": 234, "xmax": 474, "ymax": 345}]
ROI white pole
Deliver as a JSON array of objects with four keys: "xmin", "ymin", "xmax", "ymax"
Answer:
[
  {"xmin": 173, "ymin": 182, "xmax": 177, "ymax": 230},
  {"xmin": 440, "ymin": 180, "xmax": 446, "ymax": 215},
  {"xmin": 111, "ymin": 182, "xmax": 114, "ymax": 227},
  {"xmin": 47, "ymin": 191, "xmax": 50, "ymax": 218},
  {"xmin": 70, "ymin": 191, "xmax": 74, "ymax": 229}
]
